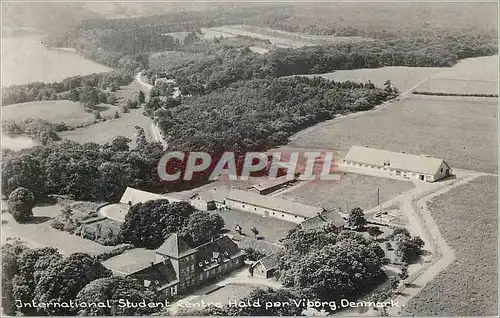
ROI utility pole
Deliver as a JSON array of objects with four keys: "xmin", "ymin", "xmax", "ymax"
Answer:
[{"xmin": 377, "ymin": 188, "xmax": 380, "ymax": 206}]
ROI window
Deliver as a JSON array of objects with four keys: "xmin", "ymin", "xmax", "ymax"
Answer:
[
  {"xmin": 295, "ymin": 215, "xmax": 297, "ymax": 218},
  {"xmin": 254, "ymin": 208, "xmax": 256, "ymax": 211},
  {"xmin": 199, "ymin": 274, "xmax": 204, "ymax": 280},
  {"xmin": 272, "ymin": 212, "xmax": 275, "ymax": 215},
  {"xmin": 242, "ymin": 205, "xmax": 245, "ymax": 208},
  {"xmin": 191, "ymin": 265, "xmax": 195, "ymax": 271},
  {"xmin": 171, "ymin": 285, "xmax": 178, "ymax": 296},
  {"xmin": 282, "ymin": 214, "xmax": 284, "ymax": 217}
]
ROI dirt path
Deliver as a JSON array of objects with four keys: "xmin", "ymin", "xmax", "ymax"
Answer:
[{"xmin": 135, "ymin": 70, "xmax": 153, "ymax": 93}]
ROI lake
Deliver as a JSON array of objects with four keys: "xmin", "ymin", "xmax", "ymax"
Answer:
[
  {"xmin": 1, "ymin": 36, "xmax": 111, "ymax": 87},
  {"xmin": 1, "ymin": 36, "xmax": 112, "ymax": 150}
]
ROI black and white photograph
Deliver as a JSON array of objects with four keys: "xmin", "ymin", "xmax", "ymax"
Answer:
[{"xmin": 1, "ymin": 1, "xmax": 498, "ymax": 316}]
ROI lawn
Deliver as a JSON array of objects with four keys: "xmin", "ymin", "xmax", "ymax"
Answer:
[
  {"xmin": 289, "ymin": 94, "xmax": 498, "ymax": 173},
  {"xmin": 213, "ymin": 209, "xmax": 296, "ymax": 243},
  {"xmin": 402, "ymin": 176, "xmax": 497, "ymax": 316},
  {"xmin": 299, "ymin": 66, "xmax": 444, "ymax": 93},
  {"xmin": 1, "ymin": 100, "xmax": 120, "ymax": 126},
  {"xmin": 280, "ymin": 173, "xmax": 414, "ymax": 213}
]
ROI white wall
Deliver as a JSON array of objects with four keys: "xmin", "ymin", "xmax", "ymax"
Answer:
[{"xmin": 225, "ymin": 199, "xmax": 307, "ymax": 224}]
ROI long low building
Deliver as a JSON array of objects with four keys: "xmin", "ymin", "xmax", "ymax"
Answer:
[
  {"xmin": 225, "ymin": 189, "xmax": 325, "ymax": 223},
  {"xmin": 343, "ymin": 146, "xmax": 451, "ymax": 183}
]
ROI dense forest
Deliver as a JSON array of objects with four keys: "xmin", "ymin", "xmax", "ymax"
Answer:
[{"xmin": 153, "ymin": 76, "xmax": 398, "ymax": 153}]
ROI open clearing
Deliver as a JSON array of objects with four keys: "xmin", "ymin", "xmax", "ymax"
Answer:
[
  {"xmin": 59, "ymin": 107, "xmax": 153, "ymax": 147},
  {"xmin": 289, "ymin": 95, "xmax": 498, "ymax": 173},
  {"xmin": 298, "ymin": 66, "xmax": 445, "ymax": 93},
  {"xmin": 201, "ymin": 25, "xmax": 369, "ymax": 48},
  {"xmin": 2, "ymin": 100, "xmax": 119, "ymax": 126},
  {"xmin": 403, "ymin": 176, "xmax": 497, "ymax": 316},
  {"xmin": 280, "ymin": 173, "xmax": 414, "ymax": 213}
]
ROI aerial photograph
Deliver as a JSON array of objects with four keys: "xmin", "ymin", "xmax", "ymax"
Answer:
[{"xmin": 1, "ymin": 1, "xmax": 498, "ymax": 317}]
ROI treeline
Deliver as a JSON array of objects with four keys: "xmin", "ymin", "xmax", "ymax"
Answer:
[
  {"xmin": 152, "ymin": 35, "xmax": 497, "ymax": 96},
  {"xmin": 2, "ymin": 137, "xmax": 164, "ymax": 201},
  {"xmin": 2, "ymin": 243, "xmax": 158, "ymax": 316},
  {"xmin": 2, "ymin": 71, "xmax": 132, "ymax": 106},
  {"xmin": 153, "ymin": 76, "xmax": 397, "ymax": 153},
  {"xmin": 412, "ymin": 91, "xmax": 499, "ymax": 98}
]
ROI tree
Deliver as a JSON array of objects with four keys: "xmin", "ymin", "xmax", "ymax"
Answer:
[
  {"xmin": 7, "ymin": 187, "xmax": 35, "ymax": 223},
  {"xmin": 180, "ymin": 210, "xmax": 224, "ymax": 246},
  {"xmin": 367, "ymin": 226, "xmax": 383, "ymax": 240},
  {"xmin": 134, "ymin": 126, "xmax": 148, "ymax": 149},
  {"xmin": 399, "ymin": 265, "xmax": 409, "ymax": 283},
  {"xmin": 2, "ymin": 154, "xmax": 46, "ymax": 198},
  {"xmin": 114, "ymin": 111, "xmax": 120, "ymax": 119},
  {"xmin": 34, "ymin": 253, "xmax": 111, "ymax": 315},
  {"xmin": 94, "ymin": 111, "xmax": 102, "ymax": 120},
  {"xmin": 2, "ymin": 242, "xmax": 28, "ymax": 315},
  {"xmin": 121, "ymin": 200, "xmax": 195, "ymax": 249},
  {"xmin": 243, "ymin": 247, "xmax": 266, "ymax": 261},
  {"xmin": 393, "ymin": 234, "xmax": 425, "ymax": 263},
  {"xmin": 251, "ymin": 227, "xmax": 260, "ymax": 239},
  {"xmin": 389, "ymin": 276, "xmax": 400, "ymax": 291},
  {"xmin": 138, "ymin": 90, "xmax": 146, "ymax": 104},
  {"xmin": 347, "ymin": 207, "xmax": 367, "ymax": 229},
  {"xmin": 107, "ymin": 93, "xmax": 117, "ymax": 105},
  {"xmin": 127, "ymin": 98, "xmax": 139, "ymax": 109},
  {"xmin": 288, "ymin": 239, "xmax": 384, "ymax": 301},
  {"xmin": 110, "ymin": 136, "xmax": 132, "ymax": 152},
  {"xmin": 121, "ymin": 104, "xmax": 130, "ymax": 113},
  {"xmin": 76, "ymin": 277, "xmax": 159, "ymax": 316},
  {"xmin": 12, "ymin": 247, "xmax": 62, "ymax": 315}
]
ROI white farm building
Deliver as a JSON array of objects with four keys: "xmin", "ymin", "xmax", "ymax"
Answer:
[{"xmin": 343, "ymin": 146, "xmax": 451, "ymax": 182}]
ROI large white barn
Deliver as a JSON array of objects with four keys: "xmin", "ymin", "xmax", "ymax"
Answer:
[{"xmin": 343, "ymin": 146, "xmax": 451, "ymax": 183}]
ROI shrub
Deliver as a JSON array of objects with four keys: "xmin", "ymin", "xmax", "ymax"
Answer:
[{"xmin": 7, "ymin": 187, "xmax": 34, "ymax": 223}]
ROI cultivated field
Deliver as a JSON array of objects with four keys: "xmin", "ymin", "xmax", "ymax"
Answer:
[
  {"xmin": 403, "ymin": 176, "xmax": 498, "ymax": 316},
  {"xmin": 412, "ymin": 55, "xmax": 498, "ymax": 95},
  {"xmin": 299, "ymin": 66, "xmax": 445, "ymax": 93},
  {"xmin": 289, "ymin": 95, "xmax": 498, "ymax": 173},
  {"xmin": 280, "ymin": 173, "xmax": 414, "ymax": 213},
  {"xmin": 415, "ymin": 78, "xmax": 498, "ymax": 96},
  {"xmin": 2, "ymin": 100, "xmax": 119, "ymax": 126}
]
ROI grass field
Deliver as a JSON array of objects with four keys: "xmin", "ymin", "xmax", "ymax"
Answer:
[
  {"xmin": 289, "ymin": 95, "xmax": 498, "ymax": 173},
  {"xmin": 415, "ymin": 79, "xmax": 498, "ymax": 96},
  {"xmin": 59, "ymin": 107, "xmax": 153, "ymax": 147},
  {"xmin": 213, "ymin": 209, "xmax": 295, "ymax": 243},
  {"xmin": 402, "ymin": 176, "xmax": 497, "ymax": 316},
  {"xmin": 280, "ymin": 173, "xmax": 414, "ymax": 213},
  {"xmin": 298, "ymin": 66, "xmax": 445, "ymax": 93},
  {"xmin": 2, "ymin": 100, "xmax": 119, "ymax": 126},
  {"xmin": 433, "ymin": 55, "xmax": 498, "ymax": 82}
]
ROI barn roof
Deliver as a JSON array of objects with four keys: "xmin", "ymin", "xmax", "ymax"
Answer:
[
  {"xmin": 225, "ymin": 189, "xmax": 324, "ymax": 218},
  {"xmin": 344, "ymin": 146, "xmax": 447, "ymax": 175},
  {"xmin": 119, "ymin": 187, "xmax": 184, "ymax": 206},
  {"xmin": 249, "ymin": 176, "xmax": 294, "ymax": 192}
]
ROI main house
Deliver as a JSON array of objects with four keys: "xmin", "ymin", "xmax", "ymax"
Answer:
[
  {"xmin": 103, "ymin": 234, "xmax": 245, "ymax": 299},
  {"xmin": 343, "ymin": 146, "xmax": 451, "ymax": 182}
]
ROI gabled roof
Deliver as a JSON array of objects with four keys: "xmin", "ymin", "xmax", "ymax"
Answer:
[
  {"xmin": 344, "ymin": 146, "xmax": 447, "ymax": 175},
  {"xmin": 131, "ymin": 260, "xmax": 178, "ymax": 290},
  {"xmin": 255, "ymin": 253, "xmax": 279, "ymax": 271},
  {"xmin": 249, "ymin": 176, "xmax": 294, "ymax": 192},
  {"xmin": 225, "ymin": 189, "xmax": 323, "ymax": 218},
  {"xmin": 299, "ymin": 210, "xmax": 345, "ymax": 230},
  {"xmin": 156, "ymin": 233, "xmax": 195, "ymax": 258},
  {"xmin": 195, "ymin": 236, "xmax": 243, "ymax": 269},
  {"xmin": 119, "ymin": 187, "xmax": 183, "ymax": 206}
]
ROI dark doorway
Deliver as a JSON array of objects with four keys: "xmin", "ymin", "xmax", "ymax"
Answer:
[{"xmin": 419, "ymin": 175, "xmax": 424, "ymax": 181}]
